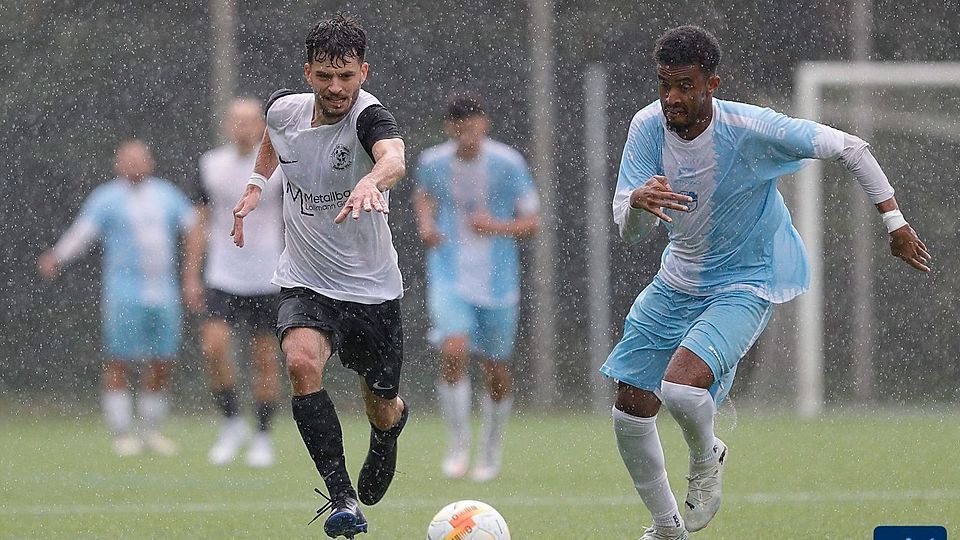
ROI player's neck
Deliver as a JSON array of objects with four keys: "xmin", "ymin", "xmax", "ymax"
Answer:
[{"xmin": 234, "ymin": 141, "xmax": 257, "ymax": 156}]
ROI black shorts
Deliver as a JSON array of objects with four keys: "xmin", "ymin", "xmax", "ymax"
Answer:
[
  {"xmin": 276, "ymin": 287, "xmax": 403, "ymax": 399},
  {"xmin": 205, "ymin": 288, "xmax": 278, "ymax": 333}
]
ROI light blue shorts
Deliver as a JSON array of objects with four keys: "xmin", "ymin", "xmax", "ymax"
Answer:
[
  {"xmin": 600, "ymin": 276, "xmax": 773, "ymax": 404},
  {"xmin": 102, "ymin": 300, "xmax": 181, "ymax": 360},
  {"xmin": 427, "ymin": 282, "xmax": 518, "ymax": 361}
]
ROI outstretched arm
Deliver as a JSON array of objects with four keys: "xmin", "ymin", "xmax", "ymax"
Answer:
[
  {"xmin": 38, "ymin": 218, "xmax": 98, "ymax": 279},
  {"xmin": 231, "ymin": 129, "xmax": 278, "ymax": 247},
  {"xmin": 335, "ymin": 138, "xmax": 405, "ymax": 224},
  {"xmin": 827, "ymin": 129, "xmax": 930, "ymax": 272}
]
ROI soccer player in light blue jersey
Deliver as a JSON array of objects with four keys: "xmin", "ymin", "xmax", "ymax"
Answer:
[
  {"xmin": 415, "ymin": 93, "xmax": 539, "ymax": 482},
  {"xmin": 601, "ymin": 26, "xmax": 930, "ymax": 540},
  {"xmin": 39, "ymin": 140, "xmax": 199, "ymax": 458}
]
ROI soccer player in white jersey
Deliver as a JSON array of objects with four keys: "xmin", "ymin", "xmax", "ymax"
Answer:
[
  {"xmin": 229, "ymin": 14, "xmax": 407, "ymax": 539},
  {"xmin": 183, "ymin": 98, "xmax": 284, "ymax": 468},
  {"xmin": 414, "ymin": 93, "xmax": 539, "ymax": 482},
  {"xmin": 38, "ymin": 140, "xmax": 198, "ymax": 457},
  {"xmin": 602, "ymin": 26, "xmax": 930, "ymax": 540}
]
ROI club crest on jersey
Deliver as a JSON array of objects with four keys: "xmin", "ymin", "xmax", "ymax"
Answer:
[
  {"xmin": 330, "ymin": 144, "xmax": 353, "ymax": 170},
  {"xmin": 679, "ymin": 190, "xmax": 698, "ymax": 212}
]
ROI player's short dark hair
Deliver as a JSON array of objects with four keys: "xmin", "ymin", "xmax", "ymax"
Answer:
[
  {"xmin": 304, "ymin": 13, "xmax": 366, "ymax": 66},
  {"xmin": 654, "ymin": 26, "xmax": 722, "ymax": 74},
  {"xmin": 446, "ymin": 92, "xmax": 485, "ymax": 120}
]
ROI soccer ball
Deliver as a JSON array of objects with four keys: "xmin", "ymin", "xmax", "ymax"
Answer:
[{"xmin": 426, "ymin": 500, "xmax": 511, "ymax": 540}]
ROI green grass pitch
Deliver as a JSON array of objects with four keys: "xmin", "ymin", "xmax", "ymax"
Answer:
[{"xmin": 1, "ymin": 409, "xmax": 957, "ymax": 538}]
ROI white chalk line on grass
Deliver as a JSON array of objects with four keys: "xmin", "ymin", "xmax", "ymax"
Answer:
[{"xmin": 1, "ymin": 490, "xmax": 958, "ymax": 516}]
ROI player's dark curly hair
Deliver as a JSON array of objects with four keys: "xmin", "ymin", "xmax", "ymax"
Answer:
[
  {"xmin": 446, "ymin": 92, "xmax": 485, "ymax": 120},
  {"xmin": 304, "ymin": 13, "xmax": 366, "ymax": 66},
  {"xmin": 654, "ymin": 26, "xmax": 721, "ymax": 74}
]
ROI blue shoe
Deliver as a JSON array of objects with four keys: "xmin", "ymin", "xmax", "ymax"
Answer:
[{"xmin": 308, "ymin": 488, "xmax": 368, "ymax": 538}]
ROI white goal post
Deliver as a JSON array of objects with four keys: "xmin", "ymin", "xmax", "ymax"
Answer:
[{"xmin": 793, "ymin": 61, "xmax": 960, "ymax": 417}]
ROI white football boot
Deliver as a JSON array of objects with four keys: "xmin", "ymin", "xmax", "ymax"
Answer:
[
  {"xmin": 639, "ymin": 524, "xmax": 689, "ymax": 540},
  {"xmin": 245, "ymin": 432, "xmax": 276, "ymax": 468},
  {"xmin": 143, "ymin": 431, "xmax": 179, "ymax": 456},
  {"xmin": 683, "ymin": 438, "xmax": 728, "ymax": 532},
  {"xmin": 208, "ymin": 417, "xmax": 249, "ymax": 465},
  {"xmin": 112, "ymin": 433, "xmax": 144, "ymax": 457},
  {"xmin": 441, "ymin": 448, "xmax": 469, "ymax": 479}
]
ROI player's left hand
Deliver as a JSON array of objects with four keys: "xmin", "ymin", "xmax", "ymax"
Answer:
[
  {"xmin": 889, "ymin": 224, "xmax": 930, "ymax": 272},
  {"xmin": 336, "ymin": 177, "xmax": 387, "ymax": 223}
]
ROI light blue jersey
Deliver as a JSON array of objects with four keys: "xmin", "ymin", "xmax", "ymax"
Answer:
[
  {"xmin": 416, "ymin": 138, "xmax": 539, "ymax": 307},
  {"xmin": 614, "ymin": 98, "xmax": 894, "ymax": 304},
  {"xmin": 69, "ymin": 177, "xmax": 195, "ymax": 305}
]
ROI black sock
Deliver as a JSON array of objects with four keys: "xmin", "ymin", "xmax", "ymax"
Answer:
[
  {"xmin": 212, "ymin": 388, "xmax": 239, "ymax": 418},
  {"xmin": 255, "ymin": 401, "xmax": 276, "ymax": 432},
  {"xmin": 292, "ymin": 390, "xmax": 354, "ymax": 498}
]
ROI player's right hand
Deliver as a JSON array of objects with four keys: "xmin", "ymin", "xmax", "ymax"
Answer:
[
  {"xmin": 629, "ymin": 175, "xmax": 693, "ymax": 223},
  {"xmin": 231, "ymin": 184, "xmax": 262, "ymax": 248}
]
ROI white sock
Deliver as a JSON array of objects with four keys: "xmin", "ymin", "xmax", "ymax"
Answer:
[
  {"xmin": 661, "ymin": 381, "xmax": 718, "ymax": 471},
  {"xmin": 137, "ymin": 391, "xmax": 169, "ymax": 433},
  {"xmin": 436, "ymin": 378, "xmax": 471, "ymax": 453},
  {"xmin": 612, "ymin": 407, "xmax": 683, "ymax": 530},
  {"xmin": 477, "ymin": 394, "xmax": 513, "ymax": 469},
  {"xmin": 102, "ymin": 390, "xmax": 132, "ymax": 436}
]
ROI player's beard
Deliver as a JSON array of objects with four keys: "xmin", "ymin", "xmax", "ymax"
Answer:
[{"xmin": 318, "ymin": 87, "xmax": 359, "ymax": 123}]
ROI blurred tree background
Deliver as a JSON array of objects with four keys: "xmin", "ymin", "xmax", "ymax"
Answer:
[{"xmin": 2, "ymin": 0, "xmax": 958, "ymax": 413}]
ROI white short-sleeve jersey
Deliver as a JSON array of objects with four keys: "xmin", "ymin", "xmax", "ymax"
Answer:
[
  {"xmin": 266, "ymin": 90, "xmax": 403, "ymax": 304},
  {"xmin": 198, "ymin": 144, "xmax": 284, "ymax": 295}
]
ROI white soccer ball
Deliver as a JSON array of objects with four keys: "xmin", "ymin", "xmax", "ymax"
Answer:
[{"xmin": 426, "ymin": 500, "xmax": 511, "ymax": 540}]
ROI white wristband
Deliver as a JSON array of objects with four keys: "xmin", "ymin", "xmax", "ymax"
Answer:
[
  {"xmin": 881, "ymin": 209, "xmax": 908, "ymax": 233},
  {"xmin": 247, "ymin": 173, "xmax": 268, "ymax": 190}
]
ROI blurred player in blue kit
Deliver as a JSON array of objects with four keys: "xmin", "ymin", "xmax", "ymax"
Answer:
[
  {"xmin": 602, "ymin": 26, "xmax": 930, "ymax": 539},
  {"xmin": 414, "ymin": 93, "xmax": 539, "ymax": 482},
  {"xmin": 183, "ymin": 98, "xmax": 284, "ymax": 468},
  {"xmin": 229, "ymin": 14, "xmax": 408, "ymax": 539},
  {"xmin": 38, "ymin": 140, "xmax": 199, "ymax": 457}
]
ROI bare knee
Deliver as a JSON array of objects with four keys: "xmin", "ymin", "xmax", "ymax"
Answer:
[
  {"xmin": 439, "ymin": 335, "xmax": 469, "ymax": 384},
  {"xmin": 615, "ymin": 382, "xmax": 661, "ymax": 418},
  {"xmin": 281, "ymin": 328, "xmax": 330, "ymax": 395}
]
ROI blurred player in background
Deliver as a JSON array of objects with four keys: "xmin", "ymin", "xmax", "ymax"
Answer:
[
  {"xmin": 184, "ymin": 98, "xmax": 284, "ymax": 468},
  {"xmin": 603, "ymin": 26, "xmax": 930, "ymax": 540},
  {"xmin": 38, "ymin": 139, "xmax": 198, "ymax": 457},
  {"xmin": 229, "ymin": 13, "xmax": 408, "ymax": 539},
  {"xmin": 414, "ymin": 93, "xmax": 539, "ymax": 482}
]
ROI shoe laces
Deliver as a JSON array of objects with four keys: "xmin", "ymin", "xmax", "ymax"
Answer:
[
  {"xmin": 685, "ymin": 467, "xmax": 719, "ymax": 504},
  {"xmin": 308, "ymin": 488, "xmax": 333, "ymax": 525}
]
